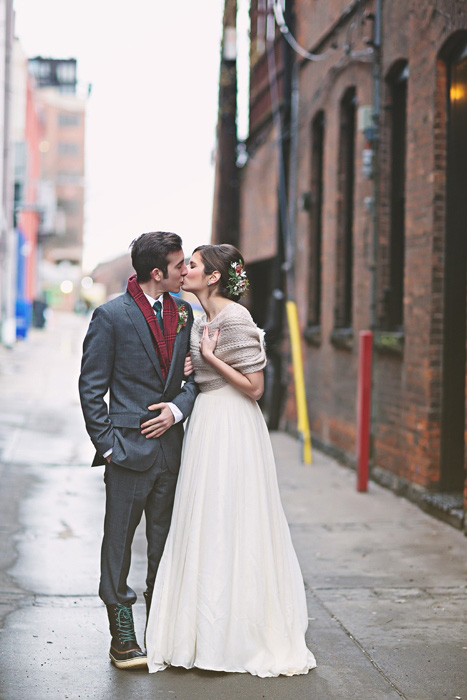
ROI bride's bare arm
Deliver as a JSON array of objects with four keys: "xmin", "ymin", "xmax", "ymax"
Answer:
[{"xmin": 200, "ymin": 327, "xmax": 264, "ymax": 401}]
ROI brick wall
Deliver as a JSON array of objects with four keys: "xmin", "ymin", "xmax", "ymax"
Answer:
[
  {"xmin": 239, "ymin": 122, "xmax": 278, "ymax": 263},
  {"xmin": 239, "ymin": 0, "xmax": 467, "ymax": 515}
]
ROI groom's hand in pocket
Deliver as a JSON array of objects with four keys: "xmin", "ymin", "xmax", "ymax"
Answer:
[{"xmin": 141, "ymin": 403, "xmax": 175, "ymax": 439}]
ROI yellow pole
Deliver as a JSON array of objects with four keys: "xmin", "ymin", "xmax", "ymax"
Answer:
[{"xmin": 286, "ymin": 300, "xmax": 312, "ymax": 464}]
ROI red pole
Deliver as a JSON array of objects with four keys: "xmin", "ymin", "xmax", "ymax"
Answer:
[{"xmin": 357, "ymin": 331, "xmax": 373, "ymax": 492}]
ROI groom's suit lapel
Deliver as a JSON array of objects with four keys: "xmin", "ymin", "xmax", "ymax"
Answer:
[
  {"xmin": 164, "ymin": 312, "xmax": 184, "ymax": 387},
  {"xmin": 124, "ymin": 293, "xmax": 164, "ymax": 384}
]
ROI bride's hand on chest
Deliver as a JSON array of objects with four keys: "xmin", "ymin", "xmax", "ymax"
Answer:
[{"xmin": 199, "ymin": 326, "xmax": 220, "ymax": 360}]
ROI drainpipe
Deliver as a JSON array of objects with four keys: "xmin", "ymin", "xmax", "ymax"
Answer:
[
  {"xmin": 285, "ymin": 58, "xmax": 312, "ymax": 463},
  {"xmin": 212, "ymin": 0, "xmax": 239, "ymax": 247},
  {"xmin": 264, "ymin": 0, "xmax": 294, "ymax": 430},
  {"xmin": 369, "ymin": 0, "xmax": 382, "ymax": 331},
  {"xmin": 368, "ymin": 0, "xmax": 383, "ymax": 470},
  {"xmin": 286, "ymin": 60, "xmax": 300, "ymax": 299}
]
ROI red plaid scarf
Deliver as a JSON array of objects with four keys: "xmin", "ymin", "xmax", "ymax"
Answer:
[{"xmin": 126, "ymin": 274, "xmax": 178, "ymax": 379}]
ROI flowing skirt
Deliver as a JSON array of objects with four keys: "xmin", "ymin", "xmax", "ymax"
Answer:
[{"xmin": 146, "ymin": 384, "xmax": 316, "ymax": 677}]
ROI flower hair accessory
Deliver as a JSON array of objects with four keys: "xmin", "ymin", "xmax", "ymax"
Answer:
[{"xmin": 227, "ymin": 261, "xmax": 249, "ymax": 298}]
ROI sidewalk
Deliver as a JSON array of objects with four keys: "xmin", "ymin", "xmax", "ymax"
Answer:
[{"xmin": 0, "ymin": 312, "xmax": 466, "ymax": 700}]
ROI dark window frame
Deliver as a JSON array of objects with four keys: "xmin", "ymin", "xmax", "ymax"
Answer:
[
  {"xmin": 334, "ymin": 87, "xmax": 356, "ymax": 330},
  {"xmin": 384, "ymin": 61, "xmax": 408, "ymax": 331},
  {"xmin": 308, "ymin": 110, "xmax": 325, "ymax": 328}
]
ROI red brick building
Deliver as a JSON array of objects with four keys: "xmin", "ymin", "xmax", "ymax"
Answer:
[
  {"xmin": 222, "ymin": 0, "xmax": 467, "ymax": 527},
  {"xmin": 28, "ymin": 57, "xmax": 87, "ymax": 311},
  {"xmin": 12, "ymin": 39, "xmax": 42, "ymax": 337}
]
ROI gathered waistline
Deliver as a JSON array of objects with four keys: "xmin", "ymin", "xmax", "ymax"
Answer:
[{"xmin": 198, "ymin": 383, "xmax": 245, "ymax": 397}]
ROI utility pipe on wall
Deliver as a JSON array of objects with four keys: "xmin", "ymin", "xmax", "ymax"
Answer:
[{"xmin": 286, "ymin": 300, "xmax": 313, "ymax": 464}]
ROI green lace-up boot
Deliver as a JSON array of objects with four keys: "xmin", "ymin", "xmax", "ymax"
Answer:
[{"xmin": 106, "ymin": 604, "xmax": 147, "ymax": 669}]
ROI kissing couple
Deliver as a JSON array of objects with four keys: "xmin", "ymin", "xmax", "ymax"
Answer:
[{"xmin": 79, "ymin": 231, "xmax": 316, "ymax": 678}]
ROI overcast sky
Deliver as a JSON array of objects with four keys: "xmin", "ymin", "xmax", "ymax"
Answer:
[{"xmin": 14, "ymin": 0, "xmax": 227, "ymax": 271}]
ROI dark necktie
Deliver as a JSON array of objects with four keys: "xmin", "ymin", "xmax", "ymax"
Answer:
[{"xmin": 153, "ymin": 300, "xmax": 164, "ymax": 334}]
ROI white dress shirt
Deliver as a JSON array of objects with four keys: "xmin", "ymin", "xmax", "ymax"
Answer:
[{"xmin": 143, "ymin": 292, "xmax": 183, "ymax": 424}]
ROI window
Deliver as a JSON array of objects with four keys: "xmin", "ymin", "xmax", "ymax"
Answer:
[
  {"xmin": 440, "ymin": 35, "xmax": 467, "ymax": 488},
  {"xmin": 58, "ymin": 142, "xmax": 80, "ymax": 157},
  {"xmin": 58, "ymin": 113, "xmax": 80, "ymax": 127},
  {"xmin": 59, "ymin": 84, "xmax": 76, "ymax": 94},
  {"xmin": 57, "ymin": 171, "xmax": 83, "ymax": 185},
  {"xmin": 385, "ymin": 62, "xmax": 408, "ymax": 330},
  {"xmin": 64, "ymin": 228, "xmax": 80, "ymax": 242},
  {"xmin": 256, "ymin": 0, "xmax": 267, "ymax": 54},
  {"xmin": 308, "ymin": 111, "xmax": 325, "ymax": 326},
  {"xmin": 39, "ymin": 62, "xmax": 50, "ymax": 78},
  {"xmin": 57, "ymin": 198, "xmax": 81, "ymax": 215},
  {"xmin": 56, "ymin": 62, "xmax": 76, "ymax": 84},
  {"xmin": 14, "ymin": 181, "xmax": 22, "ymax": 205},
  {"xmin": 335, "ymin": 87, "xmax": 356, "ymax": 329}
]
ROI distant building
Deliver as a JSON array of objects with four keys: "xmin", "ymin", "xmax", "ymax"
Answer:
[
  {"xmin": 28, "ymin": 56, "xmax": 77, "ymax": 93},
  {"xmin": 0, "ymin": 0, "xmax": 15, "ymax": 346},
  {"xmin": 12, "ymin": 39, "xmax": 42, "ymax": 339},
  {"xmin": 216, "ymin": 0, "xmax": 467, "ymax": 527},
  {"xmin": 28, "ymin": 56, "xmax": 87, "ymax": 311},
  {"xmin": 92, "ymin": 253, "xmax": 134, "ymax": 301}
]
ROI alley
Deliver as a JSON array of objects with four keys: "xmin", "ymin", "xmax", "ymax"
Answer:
[{"xmin": 0, "ymin": 313, "xmax": 466, "ymax": 700}]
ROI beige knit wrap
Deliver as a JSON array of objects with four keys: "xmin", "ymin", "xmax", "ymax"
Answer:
[{"xmin": 191, "ymin": 302, "xmax": 267, "ymax": 392}]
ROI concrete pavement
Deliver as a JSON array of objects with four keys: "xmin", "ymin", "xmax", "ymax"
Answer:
[{"xmin": 0, "ymin": 312, "xmax": 466, "ymax": 700}]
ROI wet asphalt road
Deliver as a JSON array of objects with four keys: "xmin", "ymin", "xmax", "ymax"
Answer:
[{"xmin": 0, "ymin": 312, "xmax": 466, "ymax": 700}]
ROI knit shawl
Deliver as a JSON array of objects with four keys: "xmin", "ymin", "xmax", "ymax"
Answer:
[
  {"xmin": 126, "ymin": 274, "xmax": 178, "ymax": 379},
  {"xmin": 191, "ymin": 302, "xmax": 267, "ymax": 392}
]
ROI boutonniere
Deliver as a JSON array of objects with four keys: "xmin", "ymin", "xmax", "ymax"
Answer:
[{"xmin": 177, "ymin": 304, "xmax": 188, "ymax": 334}]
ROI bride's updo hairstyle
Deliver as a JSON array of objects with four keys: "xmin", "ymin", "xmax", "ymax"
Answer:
[{"xmin": 193, "ymin": 244, "xmax": 246, "ymax": 302}]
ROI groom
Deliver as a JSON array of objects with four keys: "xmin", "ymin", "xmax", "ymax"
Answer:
[{"xmin": 79, "ymin": 231, "xmax": 197, "ymax": 669}]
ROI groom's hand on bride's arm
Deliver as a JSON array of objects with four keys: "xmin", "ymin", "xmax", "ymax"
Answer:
[{"xmin": 141, "ymin": 403, "xmax": 175, "ymax": 439}]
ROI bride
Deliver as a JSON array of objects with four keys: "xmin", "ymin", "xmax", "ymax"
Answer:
[{"xmin": 146, "ymin": 243, "xmax": 316, "ymax": 677}]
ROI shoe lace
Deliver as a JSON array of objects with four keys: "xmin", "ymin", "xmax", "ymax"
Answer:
[{"xmin": 115, "ymin": 604, "xmax": 137, "ymax": 644}]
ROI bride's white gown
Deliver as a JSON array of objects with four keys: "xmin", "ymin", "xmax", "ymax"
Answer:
[{"xmin": 146, "ymin": 306, "xmax": 316, "ymax": 677}]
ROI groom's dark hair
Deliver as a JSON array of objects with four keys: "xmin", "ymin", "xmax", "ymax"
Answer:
[{"xmin": 130, "ymin": 231, "xmax": 183, "ymax": 283}]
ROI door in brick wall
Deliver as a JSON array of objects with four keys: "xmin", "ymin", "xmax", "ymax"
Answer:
[{"xmin": 440, "ymin": 40, "xmax": 467, "ymax": 491}]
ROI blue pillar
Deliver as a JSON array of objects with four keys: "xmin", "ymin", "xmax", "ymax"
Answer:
[{"xmin": 15, "ymin": 229, "xmax": 31, "ymax": 339}]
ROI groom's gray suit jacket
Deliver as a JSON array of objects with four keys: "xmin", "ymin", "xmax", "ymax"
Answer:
[{"xmin": 79, "ymin": 292, "xmax": 198, "ymax": 473}]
